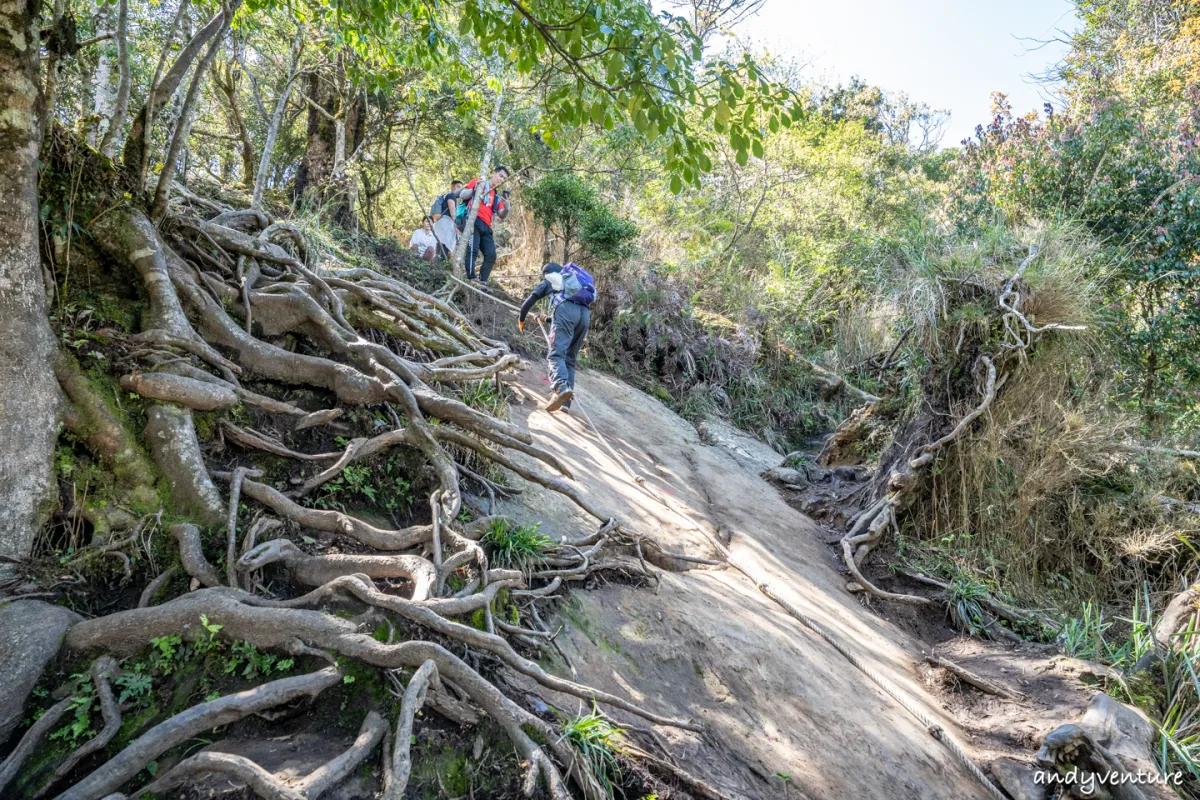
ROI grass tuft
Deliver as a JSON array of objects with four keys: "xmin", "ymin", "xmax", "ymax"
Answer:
[
  {"xmin": 482, "ymin": 520, "xmax": 551, "ymax": 573},
  {"xmin": 561, "ymin": 709, "xmax": 623, "ymax": 797}
]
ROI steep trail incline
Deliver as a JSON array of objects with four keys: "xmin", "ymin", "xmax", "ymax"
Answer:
[{"xmin": 497, "ymin": 366, "xmax": 992, "ymax": 800}]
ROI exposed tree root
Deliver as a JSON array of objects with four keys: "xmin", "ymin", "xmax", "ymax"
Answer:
[
  {"xmin": 138, "ymin": 709, "xmax": 386, "ymax": 799},
  {"xmin": 93, "ymin": 209, "xmax": 225, "ymax": 524},
  {"xmin": 219, "ymin": 421, "xmax": 340, "ymax": 461},
  {"xmin": 56, "ymin": 667, "xmax": 342, "ymax": 800},
  {"xmin": 0, "ymin": 697, "xmax": 75, "ymax": 793},
  {"xmin": 119, "ymin": 371, "xmax": 238, "ymax": 410},
  {"xmin": 228, "ymin": 477, "xmax": 437, "ymax": 551},
  {"xmin": 139, "ymin": 752, "xmax": 305, "ymax": 800},
  {"xmin": 54, "ymin": 355, "xmax": 159, "ymax": 514},
  {"xmin": 382, "ymin": 659, "xmax": 435, "ymax": 799},
  {"xmin": 137, "ymin": 564, "xmax": 179, "ymax": 608},
  {"xmin": 225, "ymin": 467, "xmax": 262, "ymax": 588},
  {"xmin": 238, "ymin": 538, "xmax": 437, "ymax": 600},
  {"xmin": 66, "ymin": 581, "xmax": 698, "ymax": 734},
  {"xmin": 171, "ymin": 522, "xmax": 221, "ymax": 588},
  {"xmin": 39, "ymin": 657, "xmax": 122, "ymax": 796},
  {"xmin": 23, "ymin": 187, "xmax": 701, "ymax": 799}
]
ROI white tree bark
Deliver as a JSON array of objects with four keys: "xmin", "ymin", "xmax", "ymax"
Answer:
[
  {"xmin": 99, "ymin": 0, "xmax": 130, "ymax": 158},
  {"xmin": 89, "ymin": 0, "xmax": 115, "ymax": 147},
  {"xmin": 251, "ymin": 25, "xmax": 302, "ymax": 210},
  {"xmin": 451, "ymin": 87, "xmax": 504, "ymax": 272}
]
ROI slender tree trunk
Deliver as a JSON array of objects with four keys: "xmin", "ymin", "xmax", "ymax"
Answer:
[
  {"xmin": 124, "ymin": 1, "xmax": 243, "ymax": 179},
  {"xmin": 87, "ymin": 0, "xmax": 114, "ymax": 147},
  {"xmin": 0, "ymin": 0, "xmax": 60, "ymax": 563},
  {"xmin": 215, "ymin": 60, "xmax": 255, "ymax": 188},
  {"xmin": 40, "ymin": 0, "xmax": 68, "ymax": 141},
  {"xmin": 452, "ymin": 88, "xmax": 504, "ymax": 271},
  {"xmin": 251, "ymin": 26, "xmax": 302, "ymax": 210},
  {"xmin": 99, "ymin": 0, "xmax": 129, "ymax": 157},
  {"xmin": 151, "ymin": 8, "xmax": 230, "ymax": 220}
]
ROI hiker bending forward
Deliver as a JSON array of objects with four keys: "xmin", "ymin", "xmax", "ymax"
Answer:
[{"xmin": 518, "ymin": 262, "xmax": 596, "ymax": 412}]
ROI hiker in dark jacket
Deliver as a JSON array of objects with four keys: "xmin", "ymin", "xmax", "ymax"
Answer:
[{"xmin": 518, "ymin": 262, "xmax": 596, "ymax": 412}]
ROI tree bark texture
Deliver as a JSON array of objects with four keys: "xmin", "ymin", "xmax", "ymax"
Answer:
[{"xmin": 0, "ymin": 0, "xmax": 59, "ymax": 561}]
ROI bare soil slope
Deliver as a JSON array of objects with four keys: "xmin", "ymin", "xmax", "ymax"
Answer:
[{"xmin": 496, "ymin": 365, "xmax": 995, "ymax": 800}]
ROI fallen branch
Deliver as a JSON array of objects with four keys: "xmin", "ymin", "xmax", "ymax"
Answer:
[{"xmin": 924, "ymin": 655, "xmax": 1024, "ymax": 701}]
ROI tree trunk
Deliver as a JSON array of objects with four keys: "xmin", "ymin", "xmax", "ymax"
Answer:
[
  {"xmin": 40, "ymin": 0, "xmax": 69, "ymax": 142},
  {"xmin": 87, "ymin": 0, "xmax": 114, "ymax": 147},
  {"xmin": 98, "ymin": 0, "xmax": 129, "ymax": 157},
  {"xmin": 295, "ymin": 61, "xmax": 361, "ymax": 227},
  {"xmin": 215, "ymin": 60, "xmax": 254, "ymax": 188},
  {"xmin": 151, "ymin": 8, "xmax": 230, "ymax": 221},
  {"xmin": 452, "ymin": 88, "xmax": 504, "ymax": 272},
  {"xmin": 293, "ymin": 71, "xmax": 336, "ymax": 202},
  {"xmin": 251, "ymin": 26, "xmax": 302, "ymax": 210},
  {"xmin": 122, "ymin": 3, "xmax": 237, "ymax": 179},
  {"xmin": 0, "ymin": 0, "xmax": 60, "ymax": 563}
]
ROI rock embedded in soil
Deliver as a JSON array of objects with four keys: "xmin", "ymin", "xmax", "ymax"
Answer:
[
  {"xmin": 0, "ymin": 599, "xmax": 83, "ymax": 743},
  {"xmin": 1080, "ymin": 693, "xmax": 1159, "ymax": 778},
  {"xmin": 990, "ymin": 757, "xmax": 1048, "ymax": 800}
]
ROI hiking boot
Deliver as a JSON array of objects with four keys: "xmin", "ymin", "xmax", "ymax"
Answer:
[{"xmin": 546, "ymin": 389, "xmax": 574, "ymax": 412}]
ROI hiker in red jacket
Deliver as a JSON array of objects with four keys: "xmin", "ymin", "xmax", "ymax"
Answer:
[{"xmin": 458, "ymin": 166, "xmax": 511, "ymax": 284}]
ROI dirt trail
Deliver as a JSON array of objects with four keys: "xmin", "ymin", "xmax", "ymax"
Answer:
[{"xmin": 496, "ymin": 365, "xmax": 996, "ymax": 800}]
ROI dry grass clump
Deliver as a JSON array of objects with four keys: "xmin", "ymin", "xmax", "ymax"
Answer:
[
  {"xmin": 884, "ymin": 221, "xmax": 1200, "ymax": 612},
  {"xmin": 903, "ymin": 335, "xmax": 1197, "ymax": 612}
]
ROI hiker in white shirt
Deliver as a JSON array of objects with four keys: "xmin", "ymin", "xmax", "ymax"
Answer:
[{"xmin": 409, "ymin": 216, "xmax": 438, "ymax": 262}]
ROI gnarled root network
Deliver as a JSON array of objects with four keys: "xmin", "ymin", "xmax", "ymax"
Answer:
[{"xmin": 27, "ymin": 189, "xmax": 696, "ymax": 800}]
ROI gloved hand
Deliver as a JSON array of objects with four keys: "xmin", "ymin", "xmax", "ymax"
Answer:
[{"xmin": 518, "ymin": 318, "xmax": 525, "ymax": 333}]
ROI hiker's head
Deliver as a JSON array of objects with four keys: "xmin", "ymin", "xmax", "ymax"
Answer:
[
  {"xmin": 492, "ymin": 165, "xmax": 511, "ymax": 184},
  {"xmin": 543, "ymin": 261, "xmax": 564, "ymax": 291},
  {"xmin": 451, "ymin": 180, "xmax": 463, "ymax": 191},
  {"xmin": 422, "ymin": 215, "xmax": 433, "ymax": 231}
]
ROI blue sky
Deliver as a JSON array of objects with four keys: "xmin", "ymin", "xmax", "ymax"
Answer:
[{"xmin": 730, "ymin": 0, "xmax": 1078, "ymax": 146}]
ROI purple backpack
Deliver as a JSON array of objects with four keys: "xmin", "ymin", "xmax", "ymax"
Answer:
[{"xmin": 558, "ymin": 263, "xmax": 596, "ymax": 307}]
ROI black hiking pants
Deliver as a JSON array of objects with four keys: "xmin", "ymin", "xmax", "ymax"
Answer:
[
  {"xmin": 465, "ymin": 218, "xmax": 496, "ymax": 283},
  {"xmin": 548, "ymin": 300, "xmax": 590, "ymax": 397}
]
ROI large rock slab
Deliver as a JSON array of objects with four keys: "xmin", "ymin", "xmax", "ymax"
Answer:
[{"xmin": 0, "ymin": 599, "xmax": 82, "ymax": 744}]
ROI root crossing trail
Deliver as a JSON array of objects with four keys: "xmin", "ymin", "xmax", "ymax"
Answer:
[{"xmin": 494, "ymin": 365, "xmax": 996, "ymax": 800}]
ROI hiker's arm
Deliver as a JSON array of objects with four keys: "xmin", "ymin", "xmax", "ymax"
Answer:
[
  {"xmin": 518, "ymin": 280, "xmax": 552, "ymax": 322},
  {"xmin": 496, "ymin": 196, "xmax": 510, "ymax": 220},
  {"xmin": 458, "ymin": 187, "xmax": 474, "ymax": 201}
]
